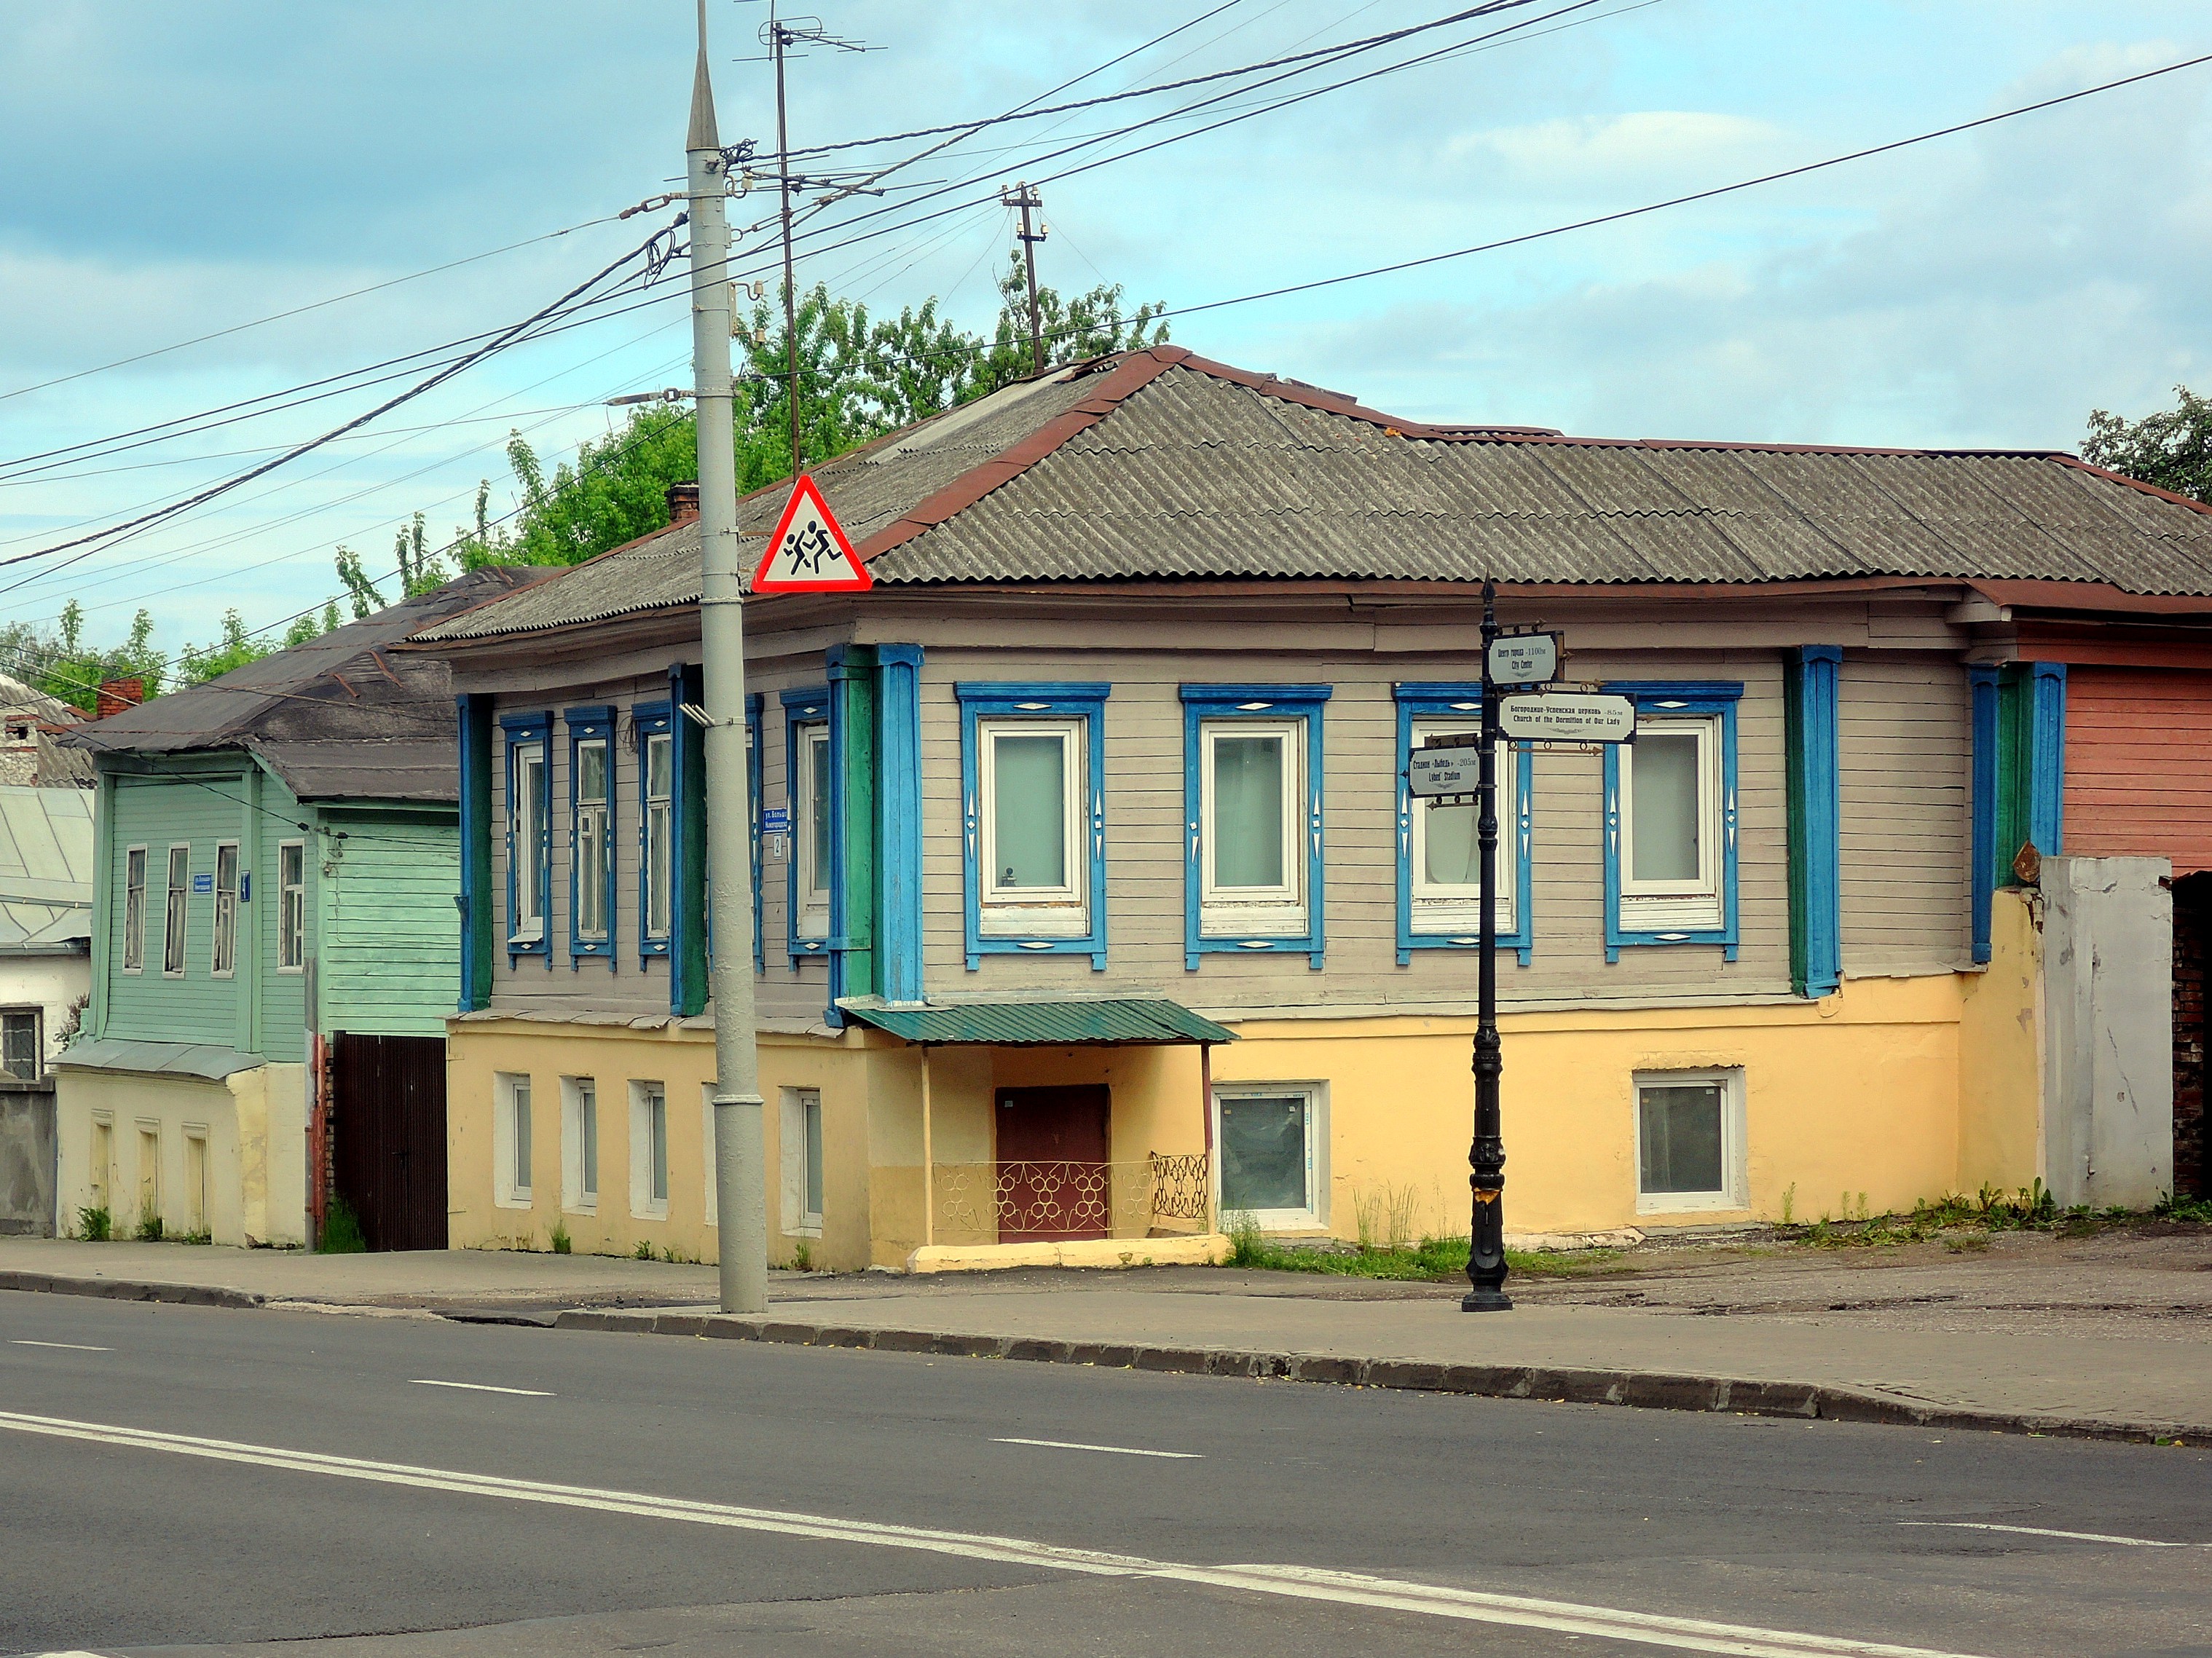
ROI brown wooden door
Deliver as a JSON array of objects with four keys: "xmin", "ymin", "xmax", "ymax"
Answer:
[
  {"xmin": 332, "ymin": 1033, "xmax": 449, "ymax": 1252},
  {"xmin": 995, "ymin": 1084, "xmax": 1110, "ymax": 1242}
]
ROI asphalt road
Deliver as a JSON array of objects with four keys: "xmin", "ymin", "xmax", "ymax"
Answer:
[{"xmin": 2, "ymin": 1291, "xmax": 2208, "ymax": 1658}]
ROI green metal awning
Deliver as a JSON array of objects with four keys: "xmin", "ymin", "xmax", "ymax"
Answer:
[{"xmin": 840, "ymin": 998, "xmax": 1235, "ymax": 1047}]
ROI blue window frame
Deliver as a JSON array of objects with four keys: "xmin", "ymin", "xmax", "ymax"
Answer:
[
  {"xmin": 782, "ymin": 687, "xmax": 830, "ymax": 966},
  {"xmin": 566, "ymin": 706, "xmax": 615, "ymax": 963},
  {"xmin": 634, "ymin": 700, "xmax": 674, "ymax": 962},
  {"xmin": 1393, "ymin": 683, "xmax": 1532, "ymax": 968},
  {"xmin": 956, "ymin": 682, "xmax": 1110, "ymax": 971},
  {"xmin": 500, "ymin": 711, "xmax": 552, "ymax": 963},
  {"xmin": 1181, "ymin": 684, "xmax": 1330, "ymax": 971},
  {"xmin": 1602, "ymin": 682, "xmax": 1741, "ymax": 963},
  {"xmin": 747, "ymin": 692, "xmax": 764, "ymax": 972}
]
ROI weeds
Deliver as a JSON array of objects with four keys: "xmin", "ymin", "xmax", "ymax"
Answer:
[
  {"xmin": 133, "ymin": 1209, "xmax": 164, "ymax": 1242},
  {"xmin": 634, "ymin": 1238, "xmax": 656, "ymax": 1260},
  {"xmin": 791, "ymin": 1239, "xmax": 813, "ymax": 1272},
  {"xmin": 318, "ymin": 1196, "xmax": 367, "ymax": 1254},
  {"xmin": 1351, "ymin": 1183, "xmax": 1422, "ymax": 1252},
  {"xmin": 74, "ymin": 1204, "xmax": 110, "ymax": 1241},
  {"xmin": 1779, "ymin": 1183, "xmax": 1795, "ymax": 1225},
  {"xmin": 548, "ymin": 1220, "xmax": 572, "ymax": 1255},
  {"xmin": 1221, "ymin": 1212, "xmax": 1621, "ymax": 1283}
]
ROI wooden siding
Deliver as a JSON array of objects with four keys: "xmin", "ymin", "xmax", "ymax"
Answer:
[
  {"xmin": 918, "ymin": 649, "xmax": 1798, "ymax": 1013},
  {"xmin": 318, "ymin": 809, "xmax": 459, "ymax": 1037},
  {"xmin": 2064, "ymin": 667, "xmax": 2212, "ymax": 875},
  {"xmin": 1838, "ymin": 657, "xmax": 1972, "ymax": 975}
]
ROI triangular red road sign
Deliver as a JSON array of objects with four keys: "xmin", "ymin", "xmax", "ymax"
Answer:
[{"xmin": 751, "ymin": 473, "xmax": 872, "ymax": 593}]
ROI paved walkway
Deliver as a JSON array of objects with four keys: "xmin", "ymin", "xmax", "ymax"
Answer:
[{"xmin": 4, "ymin": 1231, "xmax": 2206, "ymax": 1442}]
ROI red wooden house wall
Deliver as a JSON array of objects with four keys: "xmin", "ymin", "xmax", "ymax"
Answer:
[{"xmin": 2062, "ymin": 667, "xmax": 2212, "ymax": 876}]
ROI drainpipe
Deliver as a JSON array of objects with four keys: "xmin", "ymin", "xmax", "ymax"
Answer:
[{"xmin": 1200, "ymin": 1041, "xmax": 1214, "ymax": 1235}]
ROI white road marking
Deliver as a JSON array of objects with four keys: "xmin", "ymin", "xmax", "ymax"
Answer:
[
  {"xmin": 0, "ymin": 1408, "xmax": 1996, "ymax": 1658},
  {"xmin": 10, "ymin": 1340, "xmax": 113, "ymax": 1352},
  {"xmin": 1899, "ymin": 1520, "xmax": 2207, "ymax": 1549},
  {"xmin": 992, "ymin": 1436, "xmax": 1200, "ymax": 1459},
  {"xmin": 409, "ymin": 1379, "xmax": 554, "ymax": 1397}
]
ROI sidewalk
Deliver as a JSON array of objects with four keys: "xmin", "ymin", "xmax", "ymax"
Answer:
[{"xmin": 5, "ymin": 1231, "xmax": 2206, "ymax": 1444}]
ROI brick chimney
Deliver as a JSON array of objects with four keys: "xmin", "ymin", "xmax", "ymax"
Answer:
[
  {"xmin": 96, "ymin": 678, "xmax": 144, "ymax": 720},
  {"xmin": 665, "ymin": 481, "xmax": 701, "ymax": 528}
]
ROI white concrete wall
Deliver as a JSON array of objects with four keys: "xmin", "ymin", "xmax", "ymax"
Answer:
[
  {"xmin": 0, "ymin": 952, "xmax": 89, "ymax": 1071},
  {"xmin": 2041, "ymin": 856, "xmax": 2174, "ymax": 1208}
]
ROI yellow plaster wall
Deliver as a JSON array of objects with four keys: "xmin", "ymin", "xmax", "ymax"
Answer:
[{"xmin": 1956, "ymin": 890, "xmax": 2044, "ymax": 1198}]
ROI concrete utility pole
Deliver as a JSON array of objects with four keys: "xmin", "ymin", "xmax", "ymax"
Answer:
[
  {"xmin": 769, "ymin": 7, "xmax": 802, "ymax": 478},
  {"xmin": 1003, "ymin": 183, "xmax": 1046, "ymax": 374},
  {"xmin": 688, "ymin": 0, "xmax": 768, "ymax": 1316}
]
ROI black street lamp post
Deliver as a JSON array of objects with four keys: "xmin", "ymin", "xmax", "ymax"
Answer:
[{"xmin": 1464, "ymin": 579, "xmax": 1513, "ymax": 1312}]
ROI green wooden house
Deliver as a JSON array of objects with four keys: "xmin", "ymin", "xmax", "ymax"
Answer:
[{"xmin": 53, "ymin": 568, "xmax": 546, "ymax": 1248}]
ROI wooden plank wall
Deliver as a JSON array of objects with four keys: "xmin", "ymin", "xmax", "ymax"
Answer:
[
  {"xmin": 318, "ymin": 812, "xmax": 459, "ymax": 1038},
  {"xmin": 2063, "ymin": 667, "xmax": 2212, "ymax": 876},
  {"xmin": 1838, "ymin": 656, "xmax": 1971, "ymax": 975}
]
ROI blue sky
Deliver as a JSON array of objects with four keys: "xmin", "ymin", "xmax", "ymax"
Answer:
[{"xmin": 3, "ymin": 1, "xmax": 2208, "ymax": 653}]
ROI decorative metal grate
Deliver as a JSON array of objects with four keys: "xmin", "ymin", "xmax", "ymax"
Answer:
[{"xmin": 934, "ymin": 1153, "xmax": 1211, "ymax": 1244}]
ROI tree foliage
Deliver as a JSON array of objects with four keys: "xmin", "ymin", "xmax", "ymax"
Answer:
[
  {"xmin": 2083, "ymin": 385, "xmax": 2212, "ymax": 505},
  {"xmin": 0, "ymin": 602, "xmax": 166, "ymax": 711}
]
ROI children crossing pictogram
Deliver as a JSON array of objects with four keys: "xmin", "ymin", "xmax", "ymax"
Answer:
[{"xmin": 751, "ymin": 473, "xmax": 872, "ymax": 592}]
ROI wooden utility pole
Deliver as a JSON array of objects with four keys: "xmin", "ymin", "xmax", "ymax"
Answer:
[{"xmin": 1003, "ymin": 183, "xmax": 1047, "ymax": 374}]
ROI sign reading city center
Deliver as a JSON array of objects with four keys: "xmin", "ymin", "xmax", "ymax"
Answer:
[
  {"xmin": 1484, "ymin": 631, "xmax": 1560, "ymax": 687},
  {"xmin": 1496, "ymin": 691, "xmax": 1636, "ymax": 744}
]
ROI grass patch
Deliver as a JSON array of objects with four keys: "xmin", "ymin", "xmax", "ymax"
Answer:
[
  {"xmin": 1223, "ymin": 1212, "xmax": 1621, "ymax": 1282},
  {"xmin": 133, "ymin": 1210, "xmax": 164, "ymax": 1242},
  {"xmin": 548, "ymin": 1220, "xmax": 572, "ymax": 1255},
  {"xmin": 318, "ymin": 1196, "xmax": 367, "ymax": 1254}
]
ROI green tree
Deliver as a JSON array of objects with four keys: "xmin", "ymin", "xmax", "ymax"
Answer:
[
  {"xmin": 967, "ymin": 253, "xmax": 1170, "ymax": 396},
  {"xmin": 175, "ymin": 609, "xmax": 272, "ymax": 687},
  {"xmin": 2083, "ymin": 385, "xmax": 2212, "ymax": 504},
  {"xmin": 0, "ymin": 601, "xmax": 167, "ymax": 711}
]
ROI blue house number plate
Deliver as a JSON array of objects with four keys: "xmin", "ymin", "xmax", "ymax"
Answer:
[{"xmin": 191, "ymin": 873, "xmax": 215, "ymax": 894}]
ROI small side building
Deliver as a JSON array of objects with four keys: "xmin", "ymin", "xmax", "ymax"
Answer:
[
  {"xmin": 0, "ymin": 785, "xmax": 93, "ymax": 1234},
  {"xmin": 54, "ymin": 569, "xmax": 547, "ymax": 1246}
]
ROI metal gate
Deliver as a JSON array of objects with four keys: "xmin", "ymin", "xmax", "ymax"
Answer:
[{"xmin": 331, "ymin": 1033, "xmax": 448, "ymax": 1252}]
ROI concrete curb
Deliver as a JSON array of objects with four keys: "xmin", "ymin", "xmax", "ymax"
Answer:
[
  {"xmin": 549, "ymin": 1306, "xmax": 2210, "ymax": 1448},
  {"xmin": 7, "ymin": 1271, "xmax": 2200, "ymax": 1446}
]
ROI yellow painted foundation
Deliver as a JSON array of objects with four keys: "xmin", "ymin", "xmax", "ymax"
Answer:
[{"xmin": 445, "ymin": 958, "xmax": 2043, "ymax": 1271}]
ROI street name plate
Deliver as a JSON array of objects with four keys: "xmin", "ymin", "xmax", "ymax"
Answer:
[
  {"xmin": 1496, "ymin": 691, "xmax": 1635, "ymax": 743},
  {"xmin": 1485, "ymin": 631, "xmax": 1560, "ymax": 686},
  {"xmin": 1409, "ymin": 742, "xmax": 1485, "ymax": 798}
]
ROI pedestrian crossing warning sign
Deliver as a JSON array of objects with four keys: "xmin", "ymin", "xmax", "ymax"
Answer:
[{"xmin": 751, "ymin": 473, "xmax": 872, "ymax": 593}]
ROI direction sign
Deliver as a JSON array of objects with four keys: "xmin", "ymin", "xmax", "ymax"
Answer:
[
  {"xmin": 1496, "ymin": 691, "xmax": 1635, "ymax": 744},
  {"xmin": 751, "ymin": 473, "xmax": 873, "ymax": 593},
  {"xmin": 1409, "ymin": 740, "xmax": 1486, "ymax": 799},
  {"xmin": 1485, "ymin": 631, "xmax": 1559, "ymax": 687}
]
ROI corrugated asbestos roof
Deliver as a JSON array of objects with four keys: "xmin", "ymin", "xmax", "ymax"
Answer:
[
  {"xmin": 69, "ymin": 566, "xmax": 555, "ymax": 802},
  {"xmin": 407, "ymin": 348, "xmax": 2212, "ymax": 647},
  {"xmin": 841, "ymin": 997, "xmax": 1236, "ymax": 1046},
  {"xmin": 0, "ymin": 785, "xmax": 91, "ymax": 952}
]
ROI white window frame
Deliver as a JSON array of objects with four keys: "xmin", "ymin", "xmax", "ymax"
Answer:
[
  {"xmin": 278, "ymin": 840, "xmax": 306, "ymax": 972},
  {"xmin": 1618, "ymin": 714, "xmax": 1724, "ymax": 933},
  {"xmin": 1197, "ymin": 717, "xmax": 1305, "ymax": 937},
  {"xmin": 642, "ymin": 729, "xmax": 673, "ymax": 944},
  {"xmin": 1409, "ymin": 718, "xmax": 1517, "ymax": 937},
  {"xmin": 493, "ymin": 1073, "xmax": 533, "ymax": 1208},
  {"xmin": 0, "ymin": 1006, "xmax": 43, "ymax": 1081},
  {"xmin": 629, "ymin": 1080, "xmax": 669, "ymax": 1221},
  {"xmin": 794, "ymin": 722, "xmax": 831, "ymax": 941},
  {"xmin": 210, "ymin": 840, "xmax": 240, "ymax": 978},
  {"xmin": 561, "ymin": 1076, "xmax": 599, "ymax": 1213},
  {"xmin": 976, "ymin": 716, "xmax": 1087, "ymax": 939},
  {"xmin": 122, "ymin": 845, "xmax": 146, "ymax": 973},
  {"xmin": 161, "ymin": 845, "xmax": 189, "ymax": 977},
  {"xmin": 575, "ymin": 736, "xmax": 612, "ymax": 944},
  {"xmin": 1633, "ymin": 1067, "xmax": 1748, "ymax": 1215},
  {"xmin": 1212, "ymin": 1081, "xmax": 1329, "ymax": 1232},
  {"xmin": 780, "ymin": 1086, "xmax": 824, "ymax": 1237},
  {"xmin": 509, "ymin": 738, "xmax": 548, "ymax": 946}
]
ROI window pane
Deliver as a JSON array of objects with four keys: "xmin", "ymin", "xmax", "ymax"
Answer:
[
  {"xmin": 578, "ymin": 740, "xmax": 607, "ymax": 804},
  {"xmin": 2, "ymin": 1013, "xmax": 38, "ymax": 1080},
  {"xmin": 991, "ymin": 733, "xmax": 1066, "ymax": 889},
  {"xmin": 648, "ymin": 802, "xmax": 672, "ymax": 936},
  {"xmin": 513, "ymin": 1081, "xmax": 532, "ymax": 1192},
  {"xmin": 125, "ymin": 849, "xmax": 145, "ymax": 968},
  {"xmin": 580, "ymin": 1082, "xmax": 598, "ymax": 1198},
  {"xmin": 646, "ymin": 733, "xmax": 672, "ymax": 801},
  {"xmin": 1220, "ymin": 1095, "xmax": 1308, "ymax": 1214},
  {"xmin": 806, "ymin": 730, "xmax": 830, "ymax": 898},
  {"xmin": 578, "ymin": 807, "xmax": 606, "ymax": 937},
  {"xmin": 1422, "ymin": 801, "xmax": 1479, "ymax": 886},
  {"xmin": 1640, "ymin": 1083, "xmax": 1724, "ymax": 1194},
  {"xmin": 803, "ymin": 1095, "xmax": 824, "ymax": 1219},
  {"xmin": 1631, "ymin": 733, "xmax": 1701, "ymax": 883},
  {"xmin": 1212, "ymin": 734, "xmax": 1285, "ymax": 888},
  {"xmin": 650, "ymin": 1090, "xmax": 669, "ymax": 1204}
]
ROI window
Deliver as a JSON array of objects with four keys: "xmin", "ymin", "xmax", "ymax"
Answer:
[
  {"xmin": 956, "ymin": 684, "xmax": 1109, "ymax": 968},
  {"xmin": 781, "ymin": 1086, "xmax": 824, "ymax": 1236},
  {"xmin": 562, "ymin": 1077, "xmax": 598, "ymax": 1212},
  {"xmin": 1394, "ymin": 687, "xmax": 1533, "ymax": 964},
  {"xmin": 1214, "ymin": 1084, "xmax": 1326, "ymax": 1231},
  {"xmin": 570, "ymin": 709, "xmax": 614, "ymax": 958},
  {"xmin": 1604, "ymin": 685, "xmax": 1741, "ymax": 961},
  {"xmin": 162, "ymin": 845, "xmax": 189, "ymax": 976},
  {"xmin": 1634, "ymin": 1070, "xmax": 1747, "ymax": 1214},
  {"xmin": 183, "ymin": 1129, "xmax": 208, "ymax": 1236},
  {"xmin": 89, "ymin": 1117, "xmax": 111, "ymax": 1215},
  {"xmin": 122, "ymin": 846, "xmax": 146, "ymax": 972},
  {"xmin": 797, "ymin": 723, "xmax": 830, "ymax": 940},
  {"xmin": 494, "ymin": 1073, "xmax": 533, "ymax": 1207},
  {"xmin": 210, "ymin": 842, "xmax": 240, "ymax": 977},
  {"xmin": 1, "ymin": 1008, "xmax": 40, "ymax": 1080},
  {"xmin": 1182, "ymin": 685, "xmax": 1329, "ymax": 968},
  {"xmin": 278, "ymin": 841, "xmax": 306, "ymax": 971},
  {"xmin": 503, "ymin": 715, "xmax": 552, "ymax": 952},
  {"xmin": 136, "ymin": 1124, "xmax": 160, "ymax": 1231},
  {"xmin": 630, "ymin": 1081, "xmax": 669, "ymax": 1219}
]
